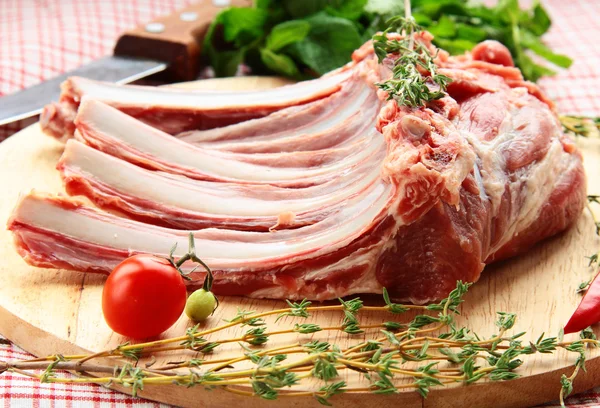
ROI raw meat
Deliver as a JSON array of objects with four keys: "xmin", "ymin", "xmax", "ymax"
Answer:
[
  {"xmin": 73, "ymin": 99, "xmax": 384, "ymax": 187},
  {"xmin": 9, "ymin": 188, "xmax": 392, "ymax": 299},
  {"xmin": 178, "ymin": 77, "xmax": 381, "ymax": 153},
  {"xmin": 40, "ymin": 69, "xmax": 352, "ymax": 142},
  {"xmin": 9, "ymin": 36, "xmax": 586, "ymax": 303},
  {"xmin": 59, "ymin": 139, "xmax": 383, "ymax": 231}
]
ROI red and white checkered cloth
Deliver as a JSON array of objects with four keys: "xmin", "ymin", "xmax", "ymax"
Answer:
[
  {"xmin": 0, "ymin": 0, "xmax": 196, "ymax": 140},
  {"xmin": 1, "ymin": 0, "xmax": 600, "ymax": 407}
]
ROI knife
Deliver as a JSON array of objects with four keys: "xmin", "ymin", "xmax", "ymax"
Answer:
[{"xmin": 0, "ymin": 0, "xmax": 251, "ymax": 126}]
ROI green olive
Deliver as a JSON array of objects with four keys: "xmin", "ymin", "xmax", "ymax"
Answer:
[{"xmin": 185, "ymin": 289, "xmax": 217, "ymax": 322}]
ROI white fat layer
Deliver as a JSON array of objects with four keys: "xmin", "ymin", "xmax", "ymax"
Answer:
[
  {"xmin": 471, "ymin": 161, "xmax": 487, "ymax": 201},
  {"xmin": 81, "ymin": 101, "xmax": 384, "ymax": 182},
  {"xmin": 74, "ymin": 70, "xmax": 352, "ymax": 109},
  {"xmin": 193, "ymin": 85, "xmax": 375, "ymax": 146},
  {"xmin": 463, "ymin": 101, "xmax": 560, "ymax": 216},
  {"xmin": 462, "ymin": 97, "xmax": 572, "ymax": 253},
  {"xmin": 16, "ymin": 183, "xmax": 392, "ymax": 266},
  {"xmin": 462, "ymin": 105, "xmax": 527, "ymax": 215},
  {"xmin": 464, "ymin": 131, "xmax": 507, "ymax": 214},
  {"xmin": 490, "ymin": 140, "xmax": 572, "ymax": 253},
  {"xmin": 63, "ymin": 140, "xmax": 382, "ymax": 216}
]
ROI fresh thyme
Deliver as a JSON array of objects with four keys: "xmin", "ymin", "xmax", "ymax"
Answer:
[
  {"xmin": 276, "ymin": 299, "xmax": 312, "ymax": 321},
  {"xmin": 225, "ymin": 308, "xmax": 257, "ymax": 324},
  {"xmin": 114, "ymin": 342, "xmax": 142, "ymax": 362},
  {"xmin": 294, "ymin": 323, "xmax": 322, "ymax": 334},
  {"xmin": 316, "ymin": 381, "xmax": 346, "ymax": 406},
  {"xmin": 586, "ymin": 253, "xmax": 598, "ymax": 267},
  {"xmin": 587, "ymin": 195, "xmax": 600, "ymax": 238},
  {"xmin": 581, "ymin": 195, "xmax": 600, "ymax": 301},
  {"xmin": 2, "ymin": 281, "xmax": 598, "ymax": 406},
  {"xmin": 577, "ymin": 279, "xmax": 592, "ymax": 294},
  {"xmin": 244, "ymin": 327, "xmax": 269, "ymax": 346},
  {"xmin": 39, "ymin": 355, "xmax": 64, "ymax": 383},
  {"xmin": 559, "ymin": 330, "xmax": 598, "ymax": 406},
  {"xmin": 382, "ymin": 288, "xmax": 409, "ymax": 314},
  {"xmin": 561, "ymin": 115, "xmax": 600, "ymax": 138},
  {"xmin": 3, "ymin": 9, "xmax": 598, "ymax": 405},
  {"xmin": 371, "ymin": 6, "xmax": 596, "ymax": 133},
  {"xmin": 339, "ymin": 297, "xmax": 364, "ymax": 335},
  {"xmin": 372, "ymin": 0, "xmax": 451, "ymax": 109}
]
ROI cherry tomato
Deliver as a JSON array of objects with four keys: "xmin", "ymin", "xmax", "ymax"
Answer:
[
  {"xmin": 102, "ymin": 254, "xmax": 187, "ymax": 339},
  {"xmin": 185, "ymin": 289, "xmax": 217, "ymax": 322}
]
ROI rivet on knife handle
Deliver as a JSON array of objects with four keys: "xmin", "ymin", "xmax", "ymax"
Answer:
[{"xmin": 113, "ymin": 0, "xmax": 253, "ymax": 82}]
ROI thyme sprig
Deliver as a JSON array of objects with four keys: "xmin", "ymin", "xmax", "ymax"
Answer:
[
  {"xmin": 372, "ymin": 0, "xmax": 451, "ymax": 109},
  {"xmin": 561, "ymin": 115, "xmax": 600, "ymax": 138},
  {"xmin": 372, "ymin": 6, "xmax": 596, "ymax": 133},
  {"xmin": 2, "ymin": 282, "xmax": 598, "ymax": 406},
  {"xmin": 580, "ymin": 195, "xmax": 600, "ymax": 300}
]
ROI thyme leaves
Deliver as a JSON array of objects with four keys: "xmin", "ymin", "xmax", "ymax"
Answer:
[
  {"xmin": 373, "ymin": 5, "xmax": 451, "ymax": 109},
  {"xmin": 2, "ymin": 282, "xmax": 598, "ymax": 405}
]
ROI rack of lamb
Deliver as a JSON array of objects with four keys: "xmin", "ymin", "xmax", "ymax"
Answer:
[{"xmin": 8, "ymin": 34, "xmax": 586, "ymax": 304}]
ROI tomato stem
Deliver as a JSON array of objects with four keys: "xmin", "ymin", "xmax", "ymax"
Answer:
[{"xmin": 167, "ymin": 233, "xmax": 215, "ymax": 294}]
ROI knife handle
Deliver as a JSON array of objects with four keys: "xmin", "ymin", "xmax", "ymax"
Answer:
[{"xmin": 114, "ymin": 0, "xmax": 252, "ymax": 81}]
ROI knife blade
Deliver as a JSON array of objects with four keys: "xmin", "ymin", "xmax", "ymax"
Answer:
[
  {"xmin": 0, "ymin": 57, "xmax": 166, "ymax": 126},
  {"xmin": 0, "ymin": 0, "xmax": 251, "ymax": 126}
]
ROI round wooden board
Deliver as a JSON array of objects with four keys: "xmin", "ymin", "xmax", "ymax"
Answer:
[{"xmin": 2, "ymin": 76, "xmax": 600, "ymax": 408}]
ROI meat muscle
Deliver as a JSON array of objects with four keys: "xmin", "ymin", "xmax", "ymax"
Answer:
[
  {"xmin": 9, "ymin": 37, "xmax": 586, "ymax": 303},
  {"xmin": 41, "ymin": 68, "xmax": 353, "ymax": 142}
]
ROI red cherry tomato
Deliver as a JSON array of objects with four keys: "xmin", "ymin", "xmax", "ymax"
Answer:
[{"xmin": 102, "ymin": 254, "xmax": 187, "ymax": 339}]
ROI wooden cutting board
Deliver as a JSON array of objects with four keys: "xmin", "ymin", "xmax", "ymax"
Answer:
[{"xmin": 1, "ymin": 77, "xmax": 600, "ymax": 408}]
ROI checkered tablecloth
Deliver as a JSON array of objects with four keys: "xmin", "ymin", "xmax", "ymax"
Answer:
[
  {"xmin": 0, "ymin": 0, "xmax": 195, "ymax": 140},
  {"xmin": 1, "ymin": 0, "xmax": 600, "ymax": 407}
]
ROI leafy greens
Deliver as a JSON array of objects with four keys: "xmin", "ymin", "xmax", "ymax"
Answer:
[{"xmin": 203, "ymin": 0, "xmax": 571, "ymax": 82}]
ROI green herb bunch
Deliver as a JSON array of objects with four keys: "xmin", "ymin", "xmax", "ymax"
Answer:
[
  {"xmin": 1, "ymin": 282, "xmax": 597, "ymax": 407},
  {"xmin": 372, "ymin": 15, "xmax": 451, "ymax": 107},
  {"xmin": 204, "ymin": 0, "xmax": 571, "ymax": 82}
]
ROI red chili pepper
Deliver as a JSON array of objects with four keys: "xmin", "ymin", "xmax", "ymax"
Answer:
[{"xmin": 564, "ymin": 271, "xmax": 600, "ymax": 334}]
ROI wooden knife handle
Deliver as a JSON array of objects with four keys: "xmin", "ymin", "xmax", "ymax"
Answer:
[{"xmin": 114, "ymin": 0, "xmax": 253, "ymax": 81}]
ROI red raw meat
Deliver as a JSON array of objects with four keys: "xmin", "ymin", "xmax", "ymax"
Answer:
[
  {"xmin": 8, "ymin": 36, "xmax": 586, "ymax": 303},
  {"xmin": 40, "ymin": 69, "xmax": 353, "ymax": 142}
]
